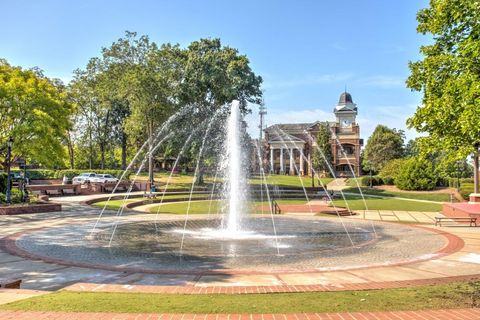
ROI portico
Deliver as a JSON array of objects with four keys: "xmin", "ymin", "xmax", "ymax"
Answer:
[{"xmin": 268, "ymin": 133, "xmax": 307, "ymax": 175}]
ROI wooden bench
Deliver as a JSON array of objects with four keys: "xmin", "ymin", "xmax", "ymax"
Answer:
[
  {"xmin": 62, "ymin": 188, "xmax": 76, "ymax": 195},
  {"xmin": 45, "ymin": 189, "xmax": 62, "ymax": 196},
  {"xmin": 435, "ymin": 216, "xmax": 477, "ymax": 227},
  {"xmin": 0, "ymin": 278, "xmax": 22, "ymax": 289}
]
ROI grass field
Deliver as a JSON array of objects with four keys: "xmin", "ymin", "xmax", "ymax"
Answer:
[
  {"xmin": 332, "ymin": 195, "xmax": 443, "ymax": 212},
  {"xmin": 343, "ymin": 186, "xmax": 451, "ymax": 202},
  {"xmin": 249, "ymin": 175, "xmax": 333, "ymax": 188},
  {"xmin": 148, "ymin": 199, "xmax": 306, "ymax": 214},
  {"xmin": 1, "ymin": 282, "xmax": 475, "ymax": 313},
  {"xmin": 92, "ymin": 194, "xmax": 211, "ymax": 210}
]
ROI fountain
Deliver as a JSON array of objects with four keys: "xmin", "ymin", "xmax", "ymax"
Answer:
[
  {"xmin": 223, "ymin": 100, "xmax": 246, "ymax": 233},
  {"xmin": 8, "ymin": 101, "xmax": 449, "ymax": 275}
]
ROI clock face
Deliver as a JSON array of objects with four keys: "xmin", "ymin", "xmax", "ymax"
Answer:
[{"xmin": 341, "ymin": 119, "xmax": 351, "ymax": 128}]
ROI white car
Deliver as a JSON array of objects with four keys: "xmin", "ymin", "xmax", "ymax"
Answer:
[
  {"xmin": 90, "ymin": 174, "xmax": 119, "ymax": 184},
  {"xmin": 72, "ymin": 172, "xmax": 97, "ymax": 184}
]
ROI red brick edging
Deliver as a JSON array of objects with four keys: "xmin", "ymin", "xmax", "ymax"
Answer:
[{"xmin": 0, "ymin": 309, "xmax": 480, "ymax": 320}]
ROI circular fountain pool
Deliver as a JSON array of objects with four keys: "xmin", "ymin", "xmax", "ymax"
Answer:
[{"xmin": 11, "ymin": 216, "xmax": 447, "ymax": 273}]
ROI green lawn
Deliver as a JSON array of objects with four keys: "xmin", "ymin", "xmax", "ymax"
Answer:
[
  {"xmin": 332, "ymin": 195, "xmax": 442, "ymax": 212},
  {"xmin": 0, "ymin": 282, "xmax": 475, "ymax": 313},
  {"xmin": 148, "ymin": 199, "xmax": 305, "ymax": 214},
  {"xmin": 92, "ymin": 194, "xmax": 211, "ymax": 210},
  {"xmin": 343, "ymin": 187, "xmax": 451, "ymax": 202},
  {"xmin": 249, "ymin": 175, "xmax": 333, "ymax": 188}
]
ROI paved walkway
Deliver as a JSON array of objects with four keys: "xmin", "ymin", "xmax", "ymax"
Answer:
[
  {"xmin": 0, "ymin": 309, "xmax": 479, "ymax": 320},
  {"xmin": 0, "ymin": 202, "xmax": 478, "ymax": 293},
  {"xmin": 351, "ymin": 210, "xmax": 437, "ymax": 223},
  {"xmin": 326, "ymin": 178, "xmax": 349, "ymax": 191}
]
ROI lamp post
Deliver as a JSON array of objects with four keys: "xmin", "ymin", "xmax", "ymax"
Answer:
[{"xmin": 5, "ymin": 137, "xmax": 13, "ymax": 204}]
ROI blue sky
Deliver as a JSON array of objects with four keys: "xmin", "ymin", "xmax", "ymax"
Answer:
[{"xmin": 0, "ymin": 0, "xmax": 428, "ymax": 141}]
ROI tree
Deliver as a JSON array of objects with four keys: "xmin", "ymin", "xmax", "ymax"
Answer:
[
  {"xmin": 362, "ymin": 125, "xmax": 405, "ymax": 173},
  {"xmin": 404, "ymin": 138, "xmax": 420, "ymax": 157},
  {"xmin": 406, "ymin": 0, "xmax": 480, "ymax": 193},
  {"xmin": 174, "ymin": 38, "xmax": 263, "ymax": 184},
  {"xmin": 311, "ymin": 122, "xmax": 332, "ymax": 180},
  {"xmin": 378, "ymin": 158, "xmax": 408, "ymax": 183},
  {"xmin": 395, "ymin": 157, "xmax": 438, "ymax": 191},
  {"xmin": 0, "ymin": 59, "xmax": 72, "ymax": 169}
]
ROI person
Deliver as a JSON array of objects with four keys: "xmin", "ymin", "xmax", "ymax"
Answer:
[{"xmin": 62, "ymin": 175, "xmax": 68, "ymax": 185}]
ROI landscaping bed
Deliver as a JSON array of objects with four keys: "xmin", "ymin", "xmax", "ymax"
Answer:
[{"xmin": 0, "ymin": 202, "xmax": 62, "ymax": 215}]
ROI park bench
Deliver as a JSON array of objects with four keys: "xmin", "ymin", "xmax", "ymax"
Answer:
[
  {"xmin": 62, "ymin": 188, "xmax": 76, "ymax": 195},
  {"xmin": 104, "ymin": 186, "xmax": 115, "ymax": 193},
  {"xmin": 31, "ymin": 190, "xmax": 43, "ymax": 196},
  {"xmin": 0, "ymin": 278, "xmax": 22, "ymax": 289},
  {"xmin": 435, "ymin": 216, "xmax": 477, "ymax": 227},
  {"xmin": 45, "ymin": 189, "xmax": 62, "ymax": 196}
]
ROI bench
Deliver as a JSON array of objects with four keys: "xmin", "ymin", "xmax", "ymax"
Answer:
[
  {"xmin": 0, "ymin": 278, "xmax": 22, "ymax": 289},
  {"xmin": 62, "ymin": 188, "xmax": 76, "ymax": 195},
  {"xmin": 435, "ymin": 216, "xmax": 477, "ymax": 227},
  {"xmin": 45, "ymin": 189, "xmax": 62, "ymax": 196}
]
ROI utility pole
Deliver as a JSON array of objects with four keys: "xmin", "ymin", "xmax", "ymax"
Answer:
[{"xmin": 259, "ymin": 101, "xmax": 267, "ymax": 142}]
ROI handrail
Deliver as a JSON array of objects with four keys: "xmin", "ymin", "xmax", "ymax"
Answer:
[{"xmin": 271, "ymin": 198, "xmax": 281, "ymax": 215}]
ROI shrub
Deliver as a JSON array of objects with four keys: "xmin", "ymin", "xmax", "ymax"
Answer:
[
  {"xmin": 0, "ymin": 189, "xmax": 23, "ymax": 204},
  {"xmin": 360, "ymin": 175, "xmax": 383, "ymax": 187},
  {"xmin": 382, "ymin": 176, "xmax": 395, "ymax": 185},
  {"xmin": 395, "ymin": 157, "xmax": 438, "ymax": 191},
  {"xmin": 378, "ymin": 158, "xmax": 407, "ymax": 180},
  {"xmin": 54, "ymin": 169, "xmax": 131, "ymax": 180},
  {"xmin": 0, "ymin": 173, "xmax": 7, "ymax": 194},
  {"xmin": 459, "ymin": 183, "xmax": 474, "ymax": 200}
]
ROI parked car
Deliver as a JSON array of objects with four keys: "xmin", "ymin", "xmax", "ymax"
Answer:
[
  {"xmin": 90, "ymin": 174, "xmax": 119, "ymax": 184},
  {"xmin": 72, "ymin": 172, "xmax": 97, "ymax": 184}
]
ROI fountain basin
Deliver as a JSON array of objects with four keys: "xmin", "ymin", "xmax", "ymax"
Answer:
[{"xmin": 9, "ymin": 216, "xmax": 448, "ymax": 274}]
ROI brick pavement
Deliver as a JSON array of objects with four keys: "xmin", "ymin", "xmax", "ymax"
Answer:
[{"xmin": 0, "ymin": 309, "xmax": 480, "ymax": 320}]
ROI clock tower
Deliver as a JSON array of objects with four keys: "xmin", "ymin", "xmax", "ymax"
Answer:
[
  {"xmin": 334, "ymin": 91, "xmax": 357, "ymax": 128},
  {"xmin": 330, "ymin": 91, "xmax": 363, "ymax": 176}
]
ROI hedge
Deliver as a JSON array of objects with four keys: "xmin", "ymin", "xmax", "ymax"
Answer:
[
  {"xmin": 446, "ymin": 177, "xmax": 474, "ymax": 189},
  {"xmin": 395, "ymin": 157, "xmax": 437, "ymax": 191},
  {"xmin": 53, "ymin": 169, "xmax": 131, "ymax": 180},
  {"xmin": 11, "ymin": 169, "xmax": 131, "ymax": 180},
  {"xmin": 0, "ymin": 173, "xmax": 7, "ymax": 194},
  {"xmin": 459, "ymin": 183, "xmax": 474, "ymax": 200},
  {"xmin": 360, "ymin": 175, "xmax": 383, "ymax": 187}
]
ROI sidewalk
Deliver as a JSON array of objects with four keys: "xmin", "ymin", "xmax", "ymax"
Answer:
[{"xmin": 0, "ymin": 309, "xmax": 479, "ymax": 320}]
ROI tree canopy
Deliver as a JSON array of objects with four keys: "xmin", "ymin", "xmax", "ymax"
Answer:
[
  {"xmin": 406, "ymin": 0, "xmax": 480, "ymax": 190},
  {"xmin": 0, "ymin": 59, "xmax": 72, "ymax": 169},
  {"xmin": 362, "ymin": 125, "xmax": 405, "ymax": 173}
]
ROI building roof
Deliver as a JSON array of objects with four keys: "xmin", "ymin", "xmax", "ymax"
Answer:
[
  {"xmin": 335, "ymin": 91, "xmax": 357, "ymax": 113},
  {"xmin": 264, "ymin": 123, "xmax": 313, "ymax": 132},
  {"xmin": 338, "ymin": 91, "xmax": 353, "ymax": 105}
]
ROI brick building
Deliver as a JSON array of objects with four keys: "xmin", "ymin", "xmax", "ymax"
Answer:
[{"xmin": 264, "ymin": 91, "xmax": 363, "ymax": 177}]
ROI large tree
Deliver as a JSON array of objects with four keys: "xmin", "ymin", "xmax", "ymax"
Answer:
[
  {"xmin": 311, "ymin": 122, "xmax": 333, "ymax": 180},
  {"xmin": 0, "ymin": 59, "xmax": 72, "ymax": 169},
  {"xmin": 406, "ymin": 0, "xmax": 480, "ymax": 192},
  {"xmin": 362, "ymin": 125, "xmax": 405, "ymax": 174}
]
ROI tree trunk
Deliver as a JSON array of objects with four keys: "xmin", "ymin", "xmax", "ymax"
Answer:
[
  {"xmin": 88, "ymin": 129, "xmax": 93, "ymax": 170},
  {"xmin": 100, "ymin": 142, "xmax": 105, "ymax": 170},
  {"xmin": 121, "ymin": 133, "xmax": 127, "ymax": 170},
  {"xmin": 474, "ymin": 145, "xmax": 479, "ymax": 194},
  {"xmin": 65, "ymin": 131, "xmax": 75, "ymax": 169}
]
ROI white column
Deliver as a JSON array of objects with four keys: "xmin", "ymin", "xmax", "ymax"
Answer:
[
  {"xmin": 270, "ymin": 148, "xmax": 274, "ymax": 173},
  {"xmin": 300, "ymin": 149, "xmax": 304, "ymax": 175},
  {"xmin": 280, "ymin": 148, "xmax": 284, "ymax": 173},
  {"xmin": 289, "ymin": 148, "xmax": 294, "ymax": 175}
]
